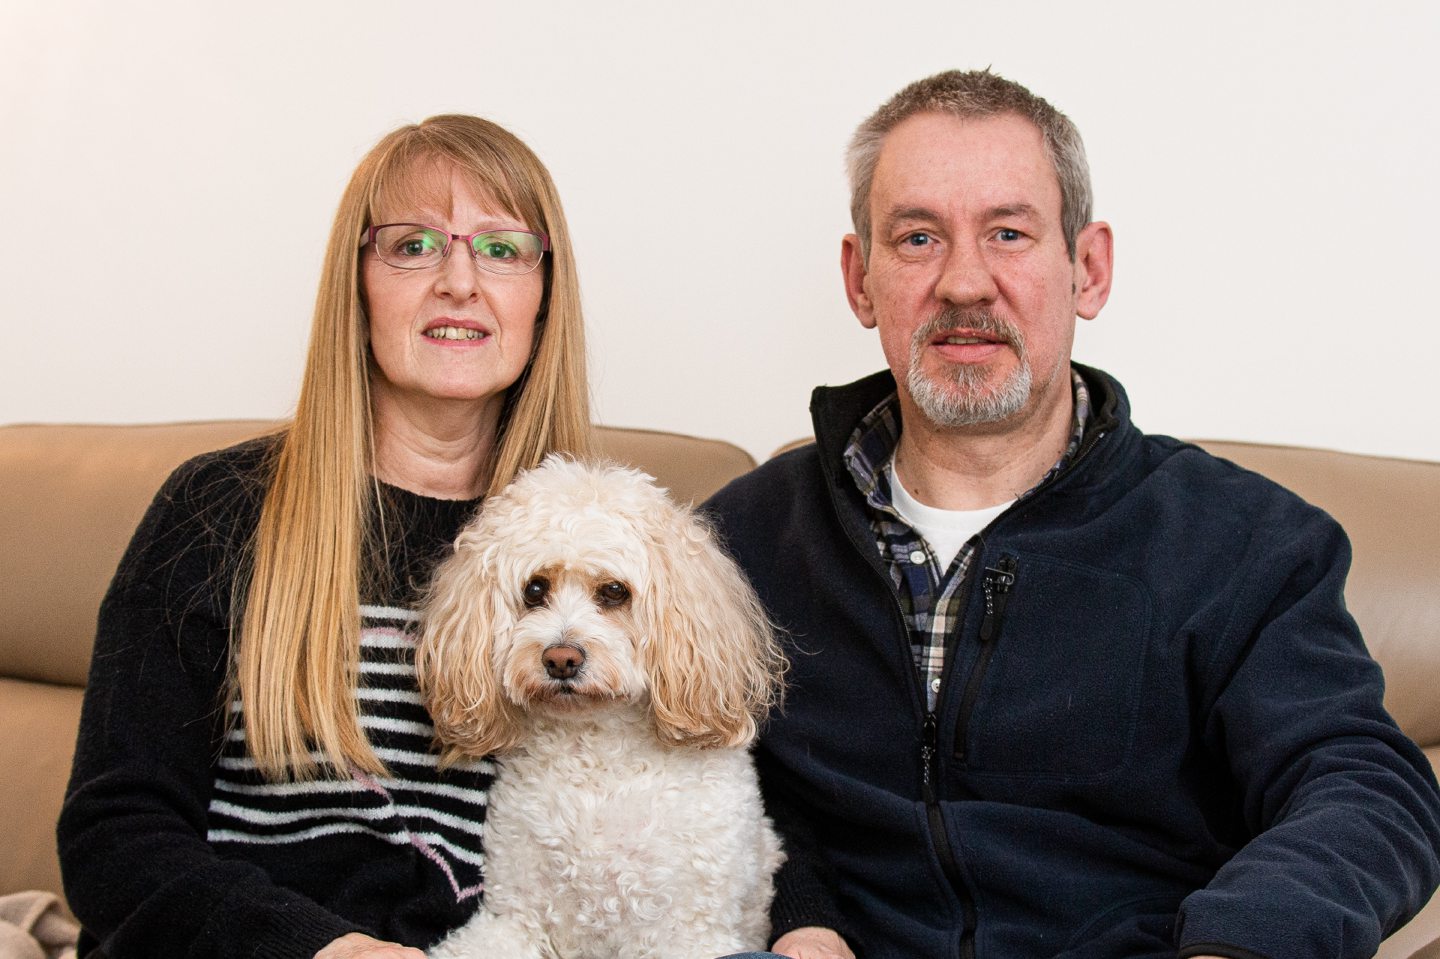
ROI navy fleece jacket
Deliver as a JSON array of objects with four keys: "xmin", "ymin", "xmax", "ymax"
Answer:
[{"xmin": 704, "ymin": 366, "xmax": 1440, "ymax": 959}]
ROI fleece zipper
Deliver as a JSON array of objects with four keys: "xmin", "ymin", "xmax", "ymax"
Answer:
[
  {"xmin": 953, "ymin": 555, "xmax": 1018, "ymax": 764},
  {"xmin": 922, "ymin": 711, "xmax": 978, "ymax": 959}
]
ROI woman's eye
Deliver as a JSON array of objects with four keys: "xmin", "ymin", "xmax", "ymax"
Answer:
[
  {"xmin": 391, "ymin": 230, "xmax": 442, "ymax": 257},
  {"xmin": 522, "ymin": 577, "xmax": 550, "ymax": 608},
  {"xmin": 595, "ymin": 581, "xmax": 631, "ymax": 608},
  {"xmin": 476, "ymin": 237, "xmax": 519, "ymax": 260}
]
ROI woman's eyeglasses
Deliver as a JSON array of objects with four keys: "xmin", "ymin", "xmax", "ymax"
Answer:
[{"xmin": 361, "ymin": 224, "xmax": 549, "ymax": 275}]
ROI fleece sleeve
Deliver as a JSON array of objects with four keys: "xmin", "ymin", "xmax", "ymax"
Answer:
[
  {"xmin": 1175, "ymin": 511, "xmax": 1440, "ymax": 959},
  {"xmin": 755, "ymin": 746, "xmax": 864, "ymax": 952},
  {"xmin": 56, "ymin": 464, "xmax": 364, "ymax": 959}
]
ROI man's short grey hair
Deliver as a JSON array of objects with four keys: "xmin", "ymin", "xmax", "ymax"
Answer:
[{"xmin": 847, "ymin": 69, "xmax": 1092, "ymax": 261}]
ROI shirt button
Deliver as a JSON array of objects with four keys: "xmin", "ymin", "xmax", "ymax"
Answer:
[
  {"xmin": 930, "ymin": 677, "xmax": 941, "ymax": 693},
  {"xmin": 908, "ymin": 549, "xmax": 927, "ymax": 565}
]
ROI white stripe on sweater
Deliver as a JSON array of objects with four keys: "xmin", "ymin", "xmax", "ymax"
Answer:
[
  {"xmin": 359, "ymin": 715, "xmax": 434, "ymax": 737},
  {"xmin": 360, "ymin": 661, "xmax": 416, "ymax": 676},
  {"xmin": 207, "ymin": 824, "xmax": 486, "ymax": 867},
  {"xmin": 355, "ymin": 688, "xmax": 423, "ymax": 705},
  {"xmin": 209, "ymin": 799, "xmax": 485, "ymax": 838}
]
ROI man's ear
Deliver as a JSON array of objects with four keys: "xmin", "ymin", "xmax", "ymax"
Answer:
[
  {"xmin": 1073, "ymin": 221, "xmax": 1114, "ymax": 321},
  {"xmin": 841, "ymin": 233, "xmax": 877, "ymax": 329}
]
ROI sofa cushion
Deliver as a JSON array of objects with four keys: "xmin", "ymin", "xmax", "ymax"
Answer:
[{"xmin": 0, "ymin": 678, "xmax": 83, "ymax": 908}]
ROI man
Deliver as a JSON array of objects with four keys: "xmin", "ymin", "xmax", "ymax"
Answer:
[{"xmin": 705, "ymin": 70, "xmax": 1440, "ymax": 959}]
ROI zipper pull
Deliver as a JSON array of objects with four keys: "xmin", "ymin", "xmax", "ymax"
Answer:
[
  {"xmin": 978, "ymin": 556, "xmax": 1017, "ymax": 643},
  {"xmin": 921, "ymin": 712, "xmax": 939, "ymax": 802}
]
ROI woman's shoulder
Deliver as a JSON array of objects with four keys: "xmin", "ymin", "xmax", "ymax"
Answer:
[
  {"xmin": 110, "ymin": 432, "xmax": 283, "ymax": 598},
  {"xmin": 156, "ymin": 431, "xmax": 282, "ymax": 515}
]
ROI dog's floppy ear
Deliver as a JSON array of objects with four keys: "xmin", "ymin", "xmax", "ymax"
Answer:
[
  {"xmin": 639, "ymin": 499, "xmax": 786, "ymax": 749},
  {"xmin": 416, "ymin": 527, "xmax": 527, "ymax": 761}
]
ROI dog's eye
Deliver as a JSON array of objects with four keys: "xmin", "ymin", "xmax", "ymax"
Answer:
[
  {"xmin": 595, "ymin": 581, "xmax": 631, "ymax": 608},
  {"xmin": 522, "ymin": 576, "xmax": 550, "ymax": 608}
]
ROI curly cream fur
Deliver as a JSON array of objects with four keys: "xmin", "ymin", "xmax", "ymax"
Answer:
[{"xmin": 416, "ymin": 456, "xmax": 786, "ymax": 958}]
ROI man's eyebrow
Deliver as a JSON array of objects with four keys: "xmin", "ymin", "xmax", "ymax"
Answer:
[
  {"xmin": 883, "ymin": 206, "xmax": 941, "ymax": 225},
  {"xmin": 881, "ymin": 203, "xmax": 1044, "ymax": 224},
  {"xmin": 990, "ymin": 203, "xmax": 1041, "ymax": 220}
]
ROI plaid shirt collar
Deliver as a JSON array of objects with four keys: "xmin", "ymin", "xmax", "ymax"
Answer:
[{"xmin": 845, "ymin": 367, "xmax": 1091, "ymax": 518}]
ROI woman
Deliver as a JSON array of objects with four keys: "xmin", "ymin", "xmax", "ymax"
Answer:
[{"xmin": 58, "ymin": 115, "xmax": 591, "ymax": 958}]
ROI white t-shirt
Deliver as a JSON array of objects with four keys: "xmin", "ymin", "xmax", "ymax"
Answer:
[{"xmin": 889, "ymin": 459, "xmax": 1014, "ymax": 571}]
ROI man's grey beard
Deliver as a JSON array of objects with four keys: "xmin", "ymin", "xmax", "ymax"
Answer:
[{"xmin": 905, "ymin": 308, "xmax": 1032, "ymax": 428}]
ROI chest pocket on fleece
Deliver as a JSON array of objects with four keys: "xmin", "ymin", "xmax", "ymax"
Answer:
[{"xmin": 958, "ymin": 554, "xmax": 1151, "ymax": 782}]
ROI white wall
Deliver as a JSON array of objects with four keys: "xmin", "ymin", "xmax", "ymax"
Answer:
[{"xmin": 3, "ymin": 1, "xmax": 1437, "ymax": 463}]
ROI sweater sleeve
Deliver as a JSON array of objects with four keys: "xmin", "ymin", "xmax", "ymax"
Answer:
[
  {"xmin": 1175, "ymin": 509, "xmax": 1440, "ymax": 959},
  {"xmin": 57, "ymin": 455, "xmax": 364, "ymax": 959}
]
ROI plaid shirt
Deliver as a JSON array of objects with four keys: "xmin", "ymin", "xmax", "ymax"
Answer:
[{"xmin": 844, "ymin": 370, "xmax": 1090, "ymax": 710}]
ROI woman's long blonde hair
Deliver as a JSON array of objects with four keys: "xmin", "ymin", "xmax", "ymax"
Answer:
[{"xmin": 237, "ymin": 115, "xmax": 592, "ymax": 781}]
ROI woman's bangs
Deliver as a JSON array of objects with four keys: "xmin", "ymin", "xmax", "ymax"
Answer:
[{"xmin": 367, "ymin": 143, "xmax": 537, "ymax": 234}]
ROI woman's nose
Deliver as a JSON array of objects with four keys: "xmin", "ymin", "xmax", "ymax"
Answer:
[{"xmin": 433, "ymin": 241, "xmax": 482, "ymax": 299}]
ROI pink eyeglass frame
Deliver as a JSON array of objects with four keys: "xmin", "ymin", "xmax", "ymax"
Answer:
[{"xmin": 359, "ymin": 223, "xmax": 551, "ymax": 272}]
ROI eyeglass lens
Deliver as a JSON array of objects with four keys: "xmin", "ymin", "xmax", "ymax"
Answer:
[{"xmin": 372, "ymin": 225, "xmax": 545, "ymax": 274}]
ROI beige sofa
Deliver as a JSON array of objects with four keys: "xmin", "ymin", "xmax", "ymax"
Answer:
[{"xmin": 1, "ymin": 421, "xmax": 1437, "ymax": 956}]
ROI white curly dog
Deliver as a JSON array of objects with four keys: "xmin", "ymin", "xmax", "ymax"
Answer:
[{"xmin": 417, "ymin": 456, "xmax": 786, "ymax": 959}]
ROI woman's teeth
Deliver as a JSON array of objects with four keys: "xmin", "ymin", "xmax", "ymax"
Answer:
[{"xmin": 425, "ymin": 326, "xmax": 486, "ymax": 341}]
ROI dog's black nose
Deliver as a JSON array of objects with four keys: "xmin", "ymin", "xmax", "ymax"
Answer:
[{"xmin": 543, "ymin": 644, "xmax": 585, "ymax": 680}]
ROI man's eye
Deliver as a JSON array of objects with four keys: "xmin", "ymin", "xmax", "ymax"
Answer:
[
  {"xmin": 996, "ymin": 228, "xmax": 1023, "ymax": 242},
  {"xmin": 903, "ymin": 233, "xmax": 934, "ymax": 247}
]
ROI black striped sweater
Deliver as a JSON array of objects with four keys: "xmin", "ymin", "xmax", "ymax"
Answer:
[{"xmin": 60, "ymin": 437, "xmax": 492, "ymax": 958}]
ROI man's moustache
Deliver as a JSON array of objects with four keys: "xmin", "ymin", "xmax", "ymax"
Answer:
[{"xmin": 913, "ymin": 308, "xmax": 1024, "ymax": 347}]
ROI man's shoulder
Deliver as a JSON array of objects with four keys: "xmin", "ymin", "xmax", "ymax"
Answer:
[
  {"xmin": 1130, "ymin": 431, "xmax": 1342, "ymax": 538},
  {"xmin": 701, "ymin": 442, "xmax": 841, "ymax": 568},
  {"xmin": 1144, "ymin": 432, "xmax": 1314, "ymax": 499},
  {"xmin": 706, "ymin": 441, "xmax": 823, "ymax": 515}
]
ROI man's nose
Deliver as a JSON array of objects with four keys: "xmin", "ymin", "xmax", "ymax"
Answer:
[{"xmin": 933, "ymin": 239, "xmax": 998, "ymax": 306}]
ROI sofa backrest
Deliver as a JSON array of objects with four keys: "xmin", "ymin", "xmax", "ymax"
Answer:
[{"xmin": 0, "ymin": 420, "xmax": 755, "ymax": 906}]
